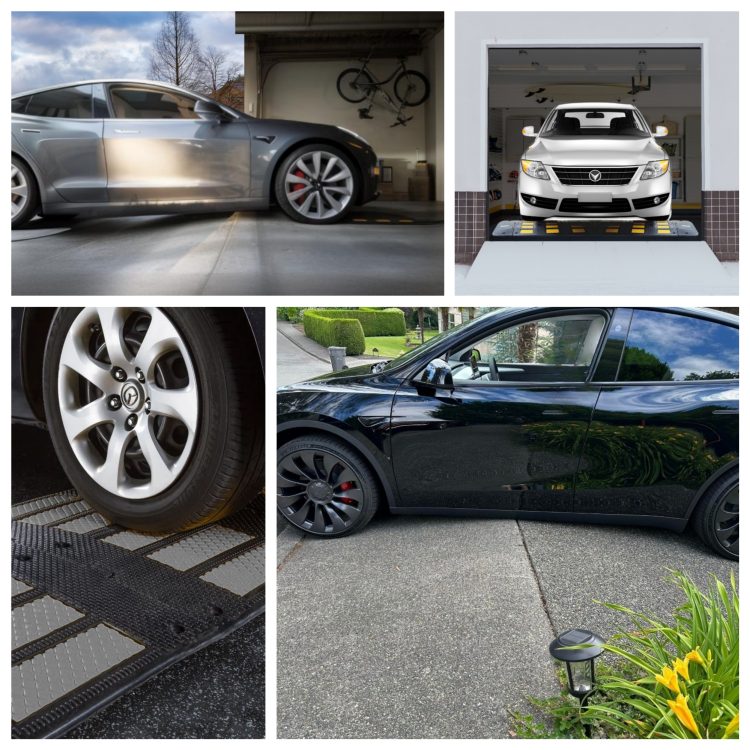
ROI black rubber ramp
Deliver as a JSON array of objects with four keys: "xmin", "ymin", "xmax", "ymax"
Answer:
[
  {"xmin": 11, "ymin": 490, "xmax": 264, "ymax": 738},
  {"xmin": 491, "ymin": 218, "xmax": 699, "ymax": 240}
]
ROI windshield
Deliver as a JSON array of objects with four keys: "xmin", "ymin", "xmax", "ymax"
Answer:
[{"xmin": 541, "ymin": 108, "xmax": 649, "ymax": 138}]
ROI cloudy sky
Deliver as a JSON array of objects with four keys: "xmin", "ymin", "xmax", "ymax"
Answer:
[{"xmin": 11, "ymin": 11, "xmax": 242, "ymax": 93}]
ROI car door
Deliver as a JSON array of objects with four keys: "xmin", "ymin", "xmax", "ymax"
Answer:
[
  {"xmin": 389, "ymin": 310, "xmax": 610, "ymax": 513},
  {"xmin": 12, "ymin": 84, "xmax": 108, "ymax": 202},
  {"xmin": 102, "ymin": 84, "xmax": 252, "ymax": 204},
  {"xmin": 576, "ymin": 309, "xmax": 740, "ymax": 521}
]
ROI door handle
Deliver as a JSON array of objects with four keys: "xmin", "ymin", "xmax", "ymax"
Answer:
[
  {"xmin": 542, "ymin": 409, "xmax": 566, "ymax": 416},
  {"xmin": 113, "ymin": 129, "xmax": 140, "ymax": 134}
]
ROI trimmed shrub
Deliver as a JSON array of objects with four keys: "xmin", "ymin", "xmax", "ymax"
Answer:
[
  {"xmin": 303, "ymin": 310, "xmax": 365, "ymax": 355},
  {"xmin": 277, "ymin": 307, "xmax": 304, "ymax": 322},
  {"xmin": 312, "ymin": 307, "xmax": 406, "ymax": 336}
]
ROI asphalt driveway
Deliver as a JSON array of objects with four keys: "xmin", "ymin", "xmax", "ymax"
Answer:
[{"xmin": 12, "ymin": 201, "xmax": 443, "ymax": 296}]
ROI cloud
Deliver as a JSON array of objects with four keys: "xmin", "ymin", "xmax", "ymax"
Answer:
[{"xmin": 11, "ymin": 11, "xmax": 242, "ymax": 93}]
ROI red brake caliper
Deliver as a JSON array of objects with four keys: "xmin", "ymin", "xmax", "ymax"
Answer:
[
  {"xmin": 338, "ymin": 481, "xmax": 355, "ymax": 505},
  {"xmin": 292, "ymin": 169, "xmax": 306, "ymax": 204}
]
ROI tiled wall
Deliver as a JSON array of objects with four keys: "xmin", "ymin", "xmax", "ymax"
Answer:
[
  {"xmin": 455, "ymin": 192, "xmax": 487, "ymax": 264},
  {"xmin": 703, "ymin": 191, "xmax": 739, "ymax": 262},
  {"xmin": 455, "ymin": 189, "xmax": 740, "ymax": 264}
]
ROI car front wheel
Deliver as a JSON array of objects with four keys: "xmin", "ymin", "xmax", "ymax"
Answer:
[
  {"xmin": 275, "ymin": 144, "xmax": 358, "ymax": 224},
  {"xmin": 277, "ymin": 436, "xmax": 380, "ymax": 536},
  {"xmin": 43, "ymin": 307, "xmax": 264, "ymax": 532}
]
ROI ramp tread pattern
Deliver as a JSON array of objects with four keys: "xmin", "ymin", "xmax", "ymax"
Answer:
[
  {"xmin": 12, "ymin": 595, "xmax": 84, "ymax": 650},
  {"xmin": 491, "ymin": 218, "xmax": 699, "ymax": 240},
  {"xmin": 11, "ymin": 491, "xmax": 264, "ymax": 738}
]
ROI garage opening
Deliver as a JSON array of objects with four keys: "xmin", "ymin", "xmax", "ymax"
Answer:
[{"xmin": 487, "ymin": 47, "xmax": 701, "ymax": 241}]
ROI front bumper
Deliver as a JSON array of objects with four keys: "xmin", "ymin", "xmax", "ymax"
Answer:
[{"xmin": 518, "ymin": 168, "xmax": 672, "ymax": 219}]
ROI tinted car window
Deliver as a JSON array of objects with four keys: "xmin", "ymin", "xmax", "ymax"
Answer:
[
  {"xmin": 12, "ymin": 96, "xmax": 31, "ymax": 114},
  {"xmin": 92, "ymin": 83, "xmax": 110, "ymax": 118},
  {"xmin": 26, "ymin": 85, "xmax": 93, "ymax": 118},
  {"xmin": 619, "ymin": 310, "xmax": 739, "ymax": 382},
  {"xmin": 450, "ymin": 313, "xmax": 606, "ymax": 383},
  {"xmin": 109, "ymin": 87, "xmax": 198, "ymax": 119}
]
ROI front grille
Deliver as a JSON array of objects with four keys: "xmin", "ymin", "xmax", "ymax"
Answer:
[
  {"xmin": 559, "ymin": 198, "xmax": 631, "ymax": 213},
  {"xmin": 551, "ymin": 166, "xmax": 638, "ymax": 185},
  {"xmin": 632, "ymin": 194, "xmax": 670, "ymax": 210},
  {"xmin": 520, "ymin": 193, "xmax": 557, "ymax": 210}
]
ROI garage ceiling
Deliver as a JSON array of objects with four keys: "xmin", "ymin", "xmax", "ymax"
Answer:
[
  {"xmin": 236, "ymin": 11, "xmax": 443, "ymax": 59},
  {"xmin": 489, "ymin": 47, "xmax": 701, "ymax": 85}
]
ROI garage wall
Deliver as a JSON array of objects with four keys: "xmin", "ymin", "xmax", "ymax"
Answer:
[
  {"xmin": 455, "ymin": 11, "xmax": 739, "ymax": 263},
  {"xmin": 263, "ymin": 58, "xmax": 431, "ymax": 198},
  {"xmin": 424, "ymin": 29, "xmax": 444, "ymax": 201}
]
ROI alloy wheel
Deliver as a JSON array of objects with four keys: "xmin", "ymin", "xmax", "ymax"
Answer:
[
  {"xmin": 11, "ymin": 162, "xmax": 28, "ymax": 219},
  {"xmin": 278, "ymin": 449, "xmax": 363, "ymax": 533},
  {"xmin": 714, "ymin": 484, "xmax": 739, "ymax": 555},
  {"xmin": 57, "ymin": 308, "xmax": 199, "ymax": 499},
  {"xmin": 284, "ymin": 151, "xmax": 354, "ymax": 221}
]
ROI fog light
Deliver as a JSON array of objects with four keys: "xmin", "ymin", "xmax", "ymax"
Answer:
[
  {"xmin": 654, "ymin": 196, "xmax": 661, "ymax": 205},
  {"xmin": 529, "ymin": 196, "xmax": 537, "ymax": 205}
]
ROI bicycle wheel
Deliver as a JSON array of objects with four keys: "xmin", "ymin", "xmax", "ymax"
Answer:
[
  {"xmin": 394, "ymin": 69, "xmax": 430, "ymax": 106},
  {"xmin": 336, "ymin": 68, "xmax": 376, "ymax": 103}
]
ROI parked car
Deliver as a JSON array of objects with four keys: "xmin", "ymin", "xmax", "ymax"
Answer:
[
  {"xmin": 13, "ymin": 307, "xmax": 264, "ymax": 531},
  {"xmin": 518, "ymin": 103, "xmax": 672, "ymax": 221},
  {"xmin": 278, "ymin": 307, "xmax": 739, "ymax": 559},
  {"xmin": 11, "ymin": 80, "xmax": 379, "ymax": 228}
]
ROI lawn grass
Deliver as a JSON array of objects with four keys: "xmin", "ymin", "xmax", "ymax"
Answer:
[{"xmin": 364, "ymin": 329, "xmax": 439, "ymax": 358}]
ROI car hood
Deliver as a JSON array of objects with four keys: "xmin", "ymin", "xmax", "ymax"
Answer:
[
  {"xmin": 525, "ymin": 137, "xmax": 666, "ymax": 166},
  {"xmin": 278, "ymin": 362, "xmax": 382, "ymax": 391}
]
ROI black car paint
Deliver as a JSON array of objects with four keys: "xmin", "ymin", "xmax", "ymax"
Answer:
[
  {"xmin": 11, "ymin": 307, "xmax": 265, "ymax": 426},
  {"xmin": 277, "ymin": 307, "xmax": 739, "ymax": 532}
]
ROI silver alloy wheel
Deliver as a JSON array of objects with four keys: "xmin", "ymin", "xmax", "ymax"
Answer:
[
  {"xmin": 284, "ymin": 151, "xmax": 354, "ymax": 220},
  {"xmin": 11, "ymin": 162, "xmax": 28, "ymax": 219},
  {"xmin": 57, "ymin": 308, "xmax": 199, "ymax": 499}
]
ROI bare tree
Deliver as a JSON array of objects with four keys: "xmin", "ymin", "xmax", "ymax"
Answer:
[
  {"xmin": 149, "ymin": 11, "xmax": 204, "ymax": 90},
  {"xmin": 200, "ymin": 46, "xmax": 243, "ymax": 107}
]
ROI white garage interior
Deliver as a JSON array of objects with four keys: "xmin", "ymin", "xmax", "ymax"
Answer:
[
  {"xmin": 488, "ymin": 47, "xmax": 702, "ymax": 237},
  {"xmin": 236, "ymin": 12, "xmax": 444, "ymax": 206}
]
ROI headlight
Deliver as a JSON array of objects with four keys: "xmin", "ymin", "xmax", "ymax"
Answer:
[
  {"xmin": 337, "ymin": 126, "xmax": 370, "ymax": 147},
  {"xmin": 640, "ymin": 160, "xmax": 669, "ymax": 180},
  {"xmin": 521, "ymin": 160, "xmax": 550, "ymax": 180}
]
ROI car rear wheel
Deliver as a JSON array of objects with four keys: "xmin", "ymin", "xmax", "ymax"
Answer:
[
  {"xmin": 691, "ymin": 471, "xmax": 739, "ymax": 560},
  {"xmin": 11, "ymin": 156, "xmax": 39, "ymax": 229},
  {"xmin": 277, "ymin": 436, "xmax": 380, "ymax": 537},
  {"xmin": 43, "ymin": 307, "xmax": 264, "ymax": 532},
  {"xmin": 275, "ymin": 144, "xmax": 358, "ymax": 224}
]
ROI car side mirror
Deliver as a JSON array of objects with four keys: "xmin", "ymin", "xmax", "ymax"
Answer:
[
  {"xmin": 415, "ymin": 358, "xmax": 454, "ymax": 392},
  {"xmin": 522, "ymin": 125, "xmax": 537, "ymax": 137},
  {"xmin": 195, "ymin": 99, "xmax": 231, "ymax": 122},
  {"xmin": 653, "ymin": 125, "xmax": 668, "ymax": 137}
]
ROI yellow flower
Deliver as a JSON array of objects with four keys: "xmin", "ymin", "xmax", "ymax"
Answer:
[
  {"xmin": 685, "ymin": 649, "xmax": 704, "ymax": 666},
  {"xmin": 673, "ymin": 657, "xmax": 690, "ymax": 681},
  {"xmin": 655, "ymin": 665, "xmax": 680, "ymax": 693},
  {"xmin": 668, "ymin": 693, "xmax": 702, "ymax": 738},
  {"xmin": 722, "ymin": 713, "xmax": 739, "ymax": 739}
]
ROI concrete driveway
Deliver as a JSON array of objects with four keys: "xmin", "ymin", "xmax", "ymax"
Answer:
[
  {"xmin": 277, "ymin": 515, "xmax": 736, "ymax": 739},
  {"xmin": 12, "ymin": 201, "xmax": 443, "ymax": 296}
]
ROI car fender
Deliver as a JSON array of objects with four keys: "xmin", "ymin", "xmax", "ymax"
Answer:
[{"xmin": 682, "ymin": 458, "xmax": 740, "ymax": 522}]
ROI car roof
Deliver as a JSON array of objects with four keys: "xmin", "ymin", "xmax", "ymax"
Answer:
[
  {"xmin": 485, "ymin": 307, "xmax": 737, "ymax": 326},
  {"xmin": 12, "ymin": 79, "xmax": 198, "ymax": 99},
  {"xmin": 553, "ymin": 102, "xmax": 638, "ymax": 110}
]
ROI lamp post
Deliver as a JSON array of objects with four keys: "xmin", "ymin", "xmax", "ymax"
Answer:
[{"xmin": 549, "ymin": 628, "xmax": 604, "ymax": 737}]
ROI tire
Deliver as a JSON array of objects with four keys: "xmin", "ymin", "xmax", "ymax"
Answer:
[
  {"xmin": 277, "ymin": 436, "xmax": 380, "ymax": 537},
  {"xmin": 274, "ymin": 143, "xmax": 359, "ymax": 224},
  {"xmin": 690, "ymin": 470, "xmax": 739, "ymax": 560},
  {"xmin": 42, "ymin": 307, "xmax": 264, "ymax": 532},
  {"xmin": 336, "ymin": 68, "xmax": 376, "ymax": 103},
  {"xmin": 11, "ymin": 155, "xmax": 40, "ymax": 229},
  {"xmin": 393, "ymin": 69, "xmax": 430, "ymax": 106}
]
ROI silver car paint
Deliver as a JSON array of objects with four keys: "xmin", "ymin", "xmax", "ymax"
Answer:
[{"xmin": 11, "ymin": 79, "xmax": 377, "ymax": 219}]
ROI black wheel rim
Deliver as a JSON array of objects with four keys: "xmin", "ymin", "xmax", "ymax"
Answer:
[
  {"xmin": 278, "ymin": 449, "xmax": 363, "ymax": 534},
  {"xmin": 714, "ymin": 484, "xmax": 739, "ymax": 555}
]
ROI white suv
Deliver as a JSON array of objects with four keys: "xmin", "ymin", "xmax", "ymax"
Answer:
[{"xmin": 518, "ymin": 103, "xmax": 672, "ymax": 221}]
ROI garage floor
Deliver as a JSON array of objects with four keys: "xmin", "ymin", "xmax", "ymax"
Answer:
[
  {"xmin": 11, "ymin": 201, "xmax": 443, "ymax": 296},
  {"xmin": 457, "ymin": 241, "xmax": 737, "ymax": 295}
]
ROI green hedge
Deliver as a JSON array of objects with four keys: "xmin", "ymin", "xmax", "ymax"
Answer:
[
  {"xmin": 302, "ymin": 310, "xmax": 365, "ymax": 355},
  {"xmin": 312, "ymin": 308, "xmax": 406, "ymax": 336}
]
